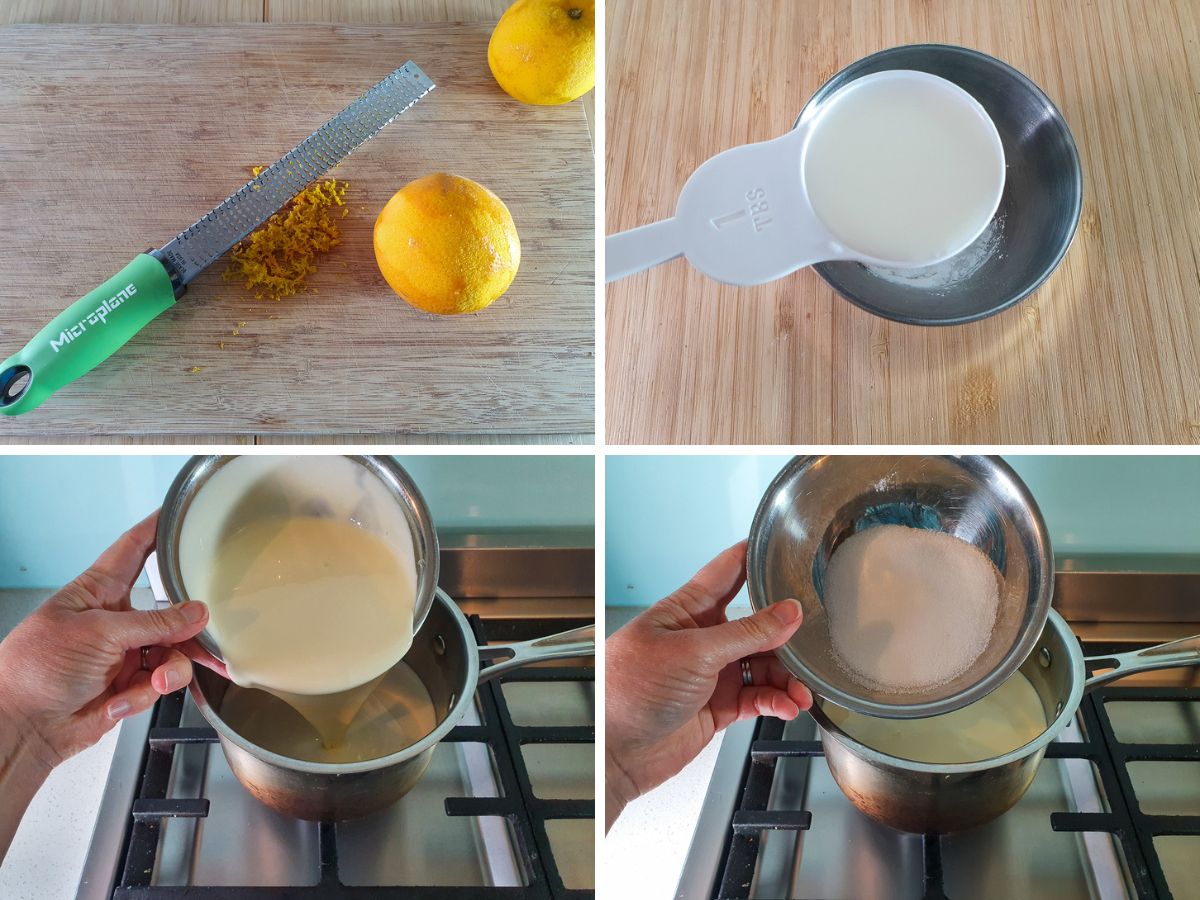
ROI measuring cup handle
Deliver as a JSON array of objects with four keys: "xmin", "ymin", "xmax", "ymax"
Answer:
[
  {"xmin": 477, "ymin": 624, "xmax": 595, "ymax": 684},
  {"xmin": 605, "ymin": 219, "xmax": 683, "ymax": 283},
  {"xmin": 1083, "ymin": 633, "xmax": 1200, "ymax": 691}
]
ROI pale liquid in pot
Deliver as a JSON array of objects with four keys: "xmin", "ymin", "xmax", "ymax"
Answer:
[
  {"xmin": 218, "ymin": 660, "xmax": 439, "ymax": 764},
  {"xmin": 823, "ymin": 670, "xmax": 1047, "ymax": 764},
  {"xmin": 202, "ymin": 514, "xmax": 418, "ymax": 749}
]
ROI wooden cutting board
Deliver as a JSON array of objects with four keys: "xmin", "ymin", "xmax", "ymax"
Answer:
[
  {"xmin": 606, "ymin": 0, "xmax": 1200, "ymax": 444},
  {"xmin": 0, "ymin": 24, "xmax": 593, "ymax": 441}
]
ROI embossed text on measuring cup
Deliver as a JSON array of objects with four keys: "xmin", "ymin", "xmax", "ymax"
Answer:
[{"xmin": 710, "ymin": 187, "xmax": 774, "ymax": 234}]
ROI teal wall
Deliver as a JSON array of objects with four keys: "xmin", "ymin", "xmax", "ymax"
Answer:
[
  {"xmin": 1005, "ymin": 456, "xmax": 1200, "ymax": 555},
  {"xmin": 605, "ymin": 455, "xmax": 788, "ymax": 607},
  {"xmin": 0, "ymin": 455, "xmax": 594, "ymax": 589},
  {"xmin": 605, "ymin": 455, "xmax": 1200, "ymax": 607}
]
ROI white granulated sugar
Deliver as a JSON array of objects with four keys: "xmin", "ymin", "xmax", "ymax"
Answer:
[{"xmin": 825, "ymin": 524, "xmax": 1000, "ymax": 692}]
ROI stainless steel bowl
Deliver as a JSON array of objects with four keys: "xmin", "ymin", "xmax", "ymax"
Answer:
[
  {"xmin": 156, "ymin": 454, "xmax": 440, "ymax": 662},
  {"xmin": 797, "ymin": 44, "xmax": 1082, "ymax": 325},
  {"xmin": 746, "ymin": 456, "xmax": 1054, "ymax": 718}
]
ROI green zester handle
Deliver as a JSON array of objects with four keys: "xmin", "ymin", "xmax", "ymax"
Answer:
[{"xmin": 0, "ymin": 254, "xmax": 177, "ymax": 416}]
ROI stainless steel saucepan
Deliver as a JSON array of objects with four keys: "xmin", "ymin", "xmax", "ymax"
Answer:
[
  {"xmin": 189, "ymin": 589, "xmax": 594, "ymax": 821},
  {"xmin": 812, "ymin": 609, "xmax": 1200, "ymax": 834}
]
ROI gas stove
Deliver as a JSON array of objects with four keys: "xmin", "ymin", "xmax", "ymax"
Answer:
[
  {"xmin": 77, "ymin": 538, "xmax": 595, "ymax": 899},
  {"xmin": 676, "ymin": 565, "xmax": 1200, "ymax": 900}
]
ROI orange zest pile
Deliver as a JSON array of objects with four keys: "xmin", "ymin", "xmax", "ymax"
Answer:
[{"xmin": 223, "ymin": 166, "xmax": 349, "ymax": 300}]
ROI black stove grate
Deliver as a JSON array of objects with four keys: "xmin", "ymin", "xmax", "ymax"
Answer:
[
  {"xmin": 1056, "ymin": 684, "xmax": 1200, "ymax": 900},
  {"xmin": 111, "ymin": 615, "xmax": 594, "ymax": 899},
  {"xmin": 714, "ymin": 644, "xmax": 1200, "ymax": 900}
]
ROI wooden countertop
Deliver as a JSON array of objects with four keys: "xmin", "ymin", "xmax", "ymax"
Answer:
[{"xmin": 606, "ymin": 0, "xmax": 1200, "ymax": 444}]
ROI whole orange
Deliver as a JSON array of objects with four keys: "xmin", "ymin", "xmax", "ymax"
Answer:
[
  {"xmin": 488, "ymin": 0, "xmax": 595, "ymax": 105},
  {"xmin": 373, "ymin": 173, "xmax": 520, "ymax": 315}
]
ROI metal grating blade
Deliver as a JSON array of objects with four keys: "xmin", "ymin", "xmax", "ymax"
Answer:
[{"xmin": 154, "ymin": 61, "xmax": 434, "ymax": 288}]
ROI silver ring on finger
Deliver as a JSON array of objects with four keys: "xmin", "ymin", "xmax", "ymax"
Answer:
[
  {"xmin": 740, "ymin": 658, "xmax": 753, "ymax": 687},
  {"xmin": 140, "ymin": 646, "xmax": 152, "ymax": 671}
]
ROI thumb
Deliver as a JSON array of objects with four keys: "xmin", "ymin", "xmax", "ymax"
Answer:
[
  {"xmin": 696, "ymin": 599, "xmax": 803, "ymax": 669},
  {"xmin": 99, "ymin": 602, "xmax": 209, "ymax": 651}
]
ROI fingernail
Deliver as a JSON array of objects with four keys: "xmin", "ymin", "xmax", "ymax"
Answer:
[
  {"xmin": 771, "ymin": 599, "xmax": 802, "ymax": 624},
  {"xmin": 180, "ymin": 602, "xmax": 206, "ymax": 624},
  {"xmin": 161, "ymin": 669, "xmax": 183, "ymax": 692},
  {"xmin": 106, "ymin": 699, "xmax": 131, "ymax": 720}
]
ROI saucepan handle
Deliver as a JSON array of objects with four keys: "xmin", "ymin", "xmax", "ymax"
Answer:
[
  {"xmin": 477, "ymin": 624, "xmax": 596, "ymax": 684},
  {"xmin": 1084, "ymin": 633, "xmax": 1200, "ymax": 691}
]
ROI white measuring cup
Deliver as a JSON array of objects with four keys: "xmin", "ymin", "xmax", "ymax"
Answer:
[{"xmin": 605, "ymin": 70, "xmax": 1006, "ymax": 286}]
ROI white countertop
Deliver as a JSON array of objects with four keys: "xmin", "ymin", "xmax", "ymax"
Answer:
[
  {"xmin": 604, "ymin": 604, "xmax": 751, "ymax": 900},
  {"xmin": 0, "ymin": 588, "xmax": 154, "ymax": 899},
  {"xmin": 605, "ymin": 731, "xmax": 726, "ymax": 900},
  {"xmin": 0, "ymin": 729, "xmax": 119, "ymax": 900}
]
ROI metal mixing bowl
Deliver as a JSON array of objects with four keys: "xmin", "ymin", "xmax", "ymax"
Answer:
[
  {"xmin": 156, "ymin": 454, "xmax": 440, "ymax": 663},
  {"xmin": 796, "ymin": 44, "xmax": 1082, "ymax": 325},
  {"xmin": 746, "ymin": 456, "xmax": 1054, "ymax": 718}
]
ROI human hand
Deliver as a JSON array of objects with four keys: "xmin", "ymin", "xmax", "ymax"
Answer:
[
  {"xmin": 605, "ymin": 541, "xmax": 811, "ymax": 829},
  {"xmin": 0, "ymin": 511, "xmax": 227, "ymax": 771}
]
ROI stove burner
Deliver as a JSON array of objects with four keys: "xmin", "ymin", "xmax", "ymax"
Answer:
[
  {"xmin": 111, "ymin": 616, "xmax": 594, "ymax": 899},
  {"xmin": 715, "ymin": 642, "xmax": 1200, "ymax": 900}
]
